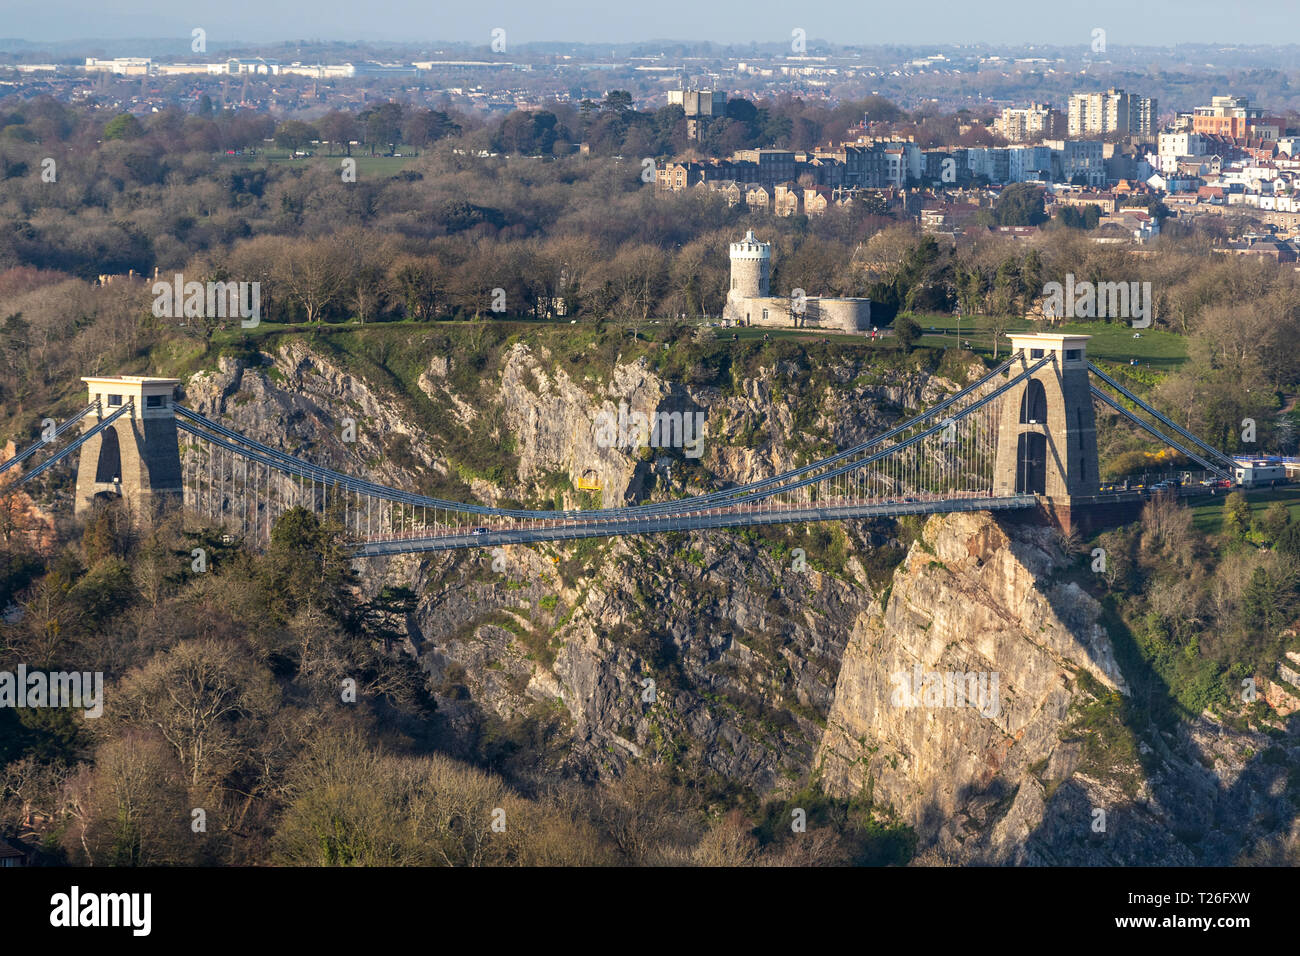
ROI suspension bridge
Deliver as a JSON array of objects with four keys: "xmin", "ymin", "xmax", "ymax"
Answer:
[{"xmin": 1, "ymin": 334, "xmax": 1244, "ymax": 557}]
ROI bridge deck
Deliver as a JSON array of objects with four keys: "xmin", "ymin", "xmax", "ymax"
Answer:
[{"xmin": 352, "ymin": 493, "xmax": 1037, "ymax": 556}]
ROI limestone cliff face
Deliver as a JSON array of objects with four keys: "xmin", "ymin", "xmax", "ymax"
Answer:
[
  {"xmin": 818, "ymin": 511, "xmax": 1129, "ymax": 859},
  {"xmin": 413, "ymin": 528, "xmax": 873, "ymax": 790},
  {"xmin": 494, "ymin": 344, "xmax": 668, "ymax": 508},
  {"xmin": 489, "ymin": 343, "xmax": 966, "ymax": 510},
  {"xmin": 177, "ymin": 339, "xmax": 936, "ymax": 794},
  {"xmin": 814, "ymin": 510, "xmax": 1296, "ymax": 865},
  {"xmin": 177, "ymin": 339, "xmax": 1295, "ymax": 862},
  {"xmin": 185, "ymin": 344, "xmax": 444, "ymax": 488}
]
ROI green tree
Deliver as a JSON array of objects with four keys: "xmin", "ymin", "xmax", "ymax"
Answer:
[
  {"xmin": 893, "ymin": 314, "xmax": 923, "ymax": 353},
  {"xmin": 1277, "ymin": 521, "xmax": 1300, "ymax": 557},
  {"xmin": 273, "ymin": 120, "xmax": 318, "ymax": 153},
  {"xmin": 68, "ymin": 557, "xmax": 137, "ymax": 626},
  {"xmin": 1256, "ymin": 501, "xmax": 1291, "ymax": 544},
  {"xmin": 103, "ymin": 113, "xmax": 143, "ymax": 141},
  {"xmin": 170, "ymin": 527, "xmax": 243, "ymax": 582},
  {"xmin": 1223, "ymin": 492, "xmax": 1251, "ymax": 540},
  {"xmin": 257, "ymin": 508, "xmax": 360, "ymax": 628},
  {"xmin": 994, "ymin": 183, "xmax": 1047, "ymax": 226},
  {"xmin": 82, "ymin": 499, "xmax": 132, "ymax": 564},
  {"xmin": 603, "ymin": 90, "xmax": 634, "ymax": 113},
  {"xmin": 365, "ymin": 585, "xmax": 418, "ymax": 652},
  {"xmin": 1241, "ymin": 566, "xmax": 1294, "ymax": 635}
]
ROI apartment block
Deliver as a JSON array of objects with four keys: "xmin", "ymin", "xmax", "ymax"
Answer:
[
  {"xmin": 1191, "ymin": 95, "xmax": 1284, "ymax": 140},
  {"xmin": 994, "ymin": 103, "xmax": 1063, "ymax": 142},
  {"xmin": 1157, "ymin": 131, "xmax": 1205, "ymax": 174},
  {"xmin": 1067, "ymin": 88, "xmax": 1157, "ymax": 137}
]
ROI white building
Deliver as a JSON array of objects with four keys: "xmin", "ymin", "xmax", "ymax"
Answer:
[
  {"xmin": 1157, "ymin": 131, "xmax": 1204, "ymax": 174},
  {"xmin": 882, "ymin": 142, "xmax": 922, "ymax": 187},
  {"xmin": 83, "ymin": 57, "xmax": 151, "ymax": 75},
  {"xmin": 1068, "ymin": 88, "xmax": 1158, "ymax": 137},
  {"xmin": 1008, "ymin": 145, "xmax": 1053, "ymax": 182}
]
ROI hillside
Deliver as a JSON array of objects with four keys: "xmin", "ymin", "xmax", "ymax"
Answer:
[{"xmin": 5, "ymin": 327, "xmax": 1275, "ymax": 865}]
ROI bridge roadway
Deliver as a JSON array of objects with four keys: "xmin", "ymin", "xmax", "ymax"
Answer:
[{"xmin": 352, "ymin": 491, "xmax": 1038, "ymax": 556}]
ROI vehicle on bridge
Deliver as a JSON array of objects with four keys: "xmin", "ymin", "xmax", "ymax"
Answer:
[{"xmin": 1234, "ymin": 462, "xmax": 1288, "ymax": 488}]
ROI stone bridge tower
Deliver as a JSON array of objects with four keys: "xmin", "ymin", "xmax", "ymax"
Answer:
[
  {"xmin": 993, "ymin": 334, "xmax": 1099, "ymax": 516},
  {"xmin": 74, "ymin": 376, "xmax": 182, "ymax": 517}
]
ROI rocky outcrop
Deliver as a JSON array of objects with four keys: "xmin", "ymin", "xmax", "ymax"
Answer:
[
  {"xmin": 414, "ymin": 525, "xmax": 881, "ymax": 792},
  {"xmin": 816, "ymin": 509, "xmax": 1299, "ymax": 865},
  {"xmin": 185, "ymin": 345, "xmax": 443, "ymax": 487},
  {"xmin": 818, "ymin": 512, "xmax": 1126, "ymax": 854},
  {"xmin": 496, "ymin": 345, "xmax": 659, "ymax": 508}
]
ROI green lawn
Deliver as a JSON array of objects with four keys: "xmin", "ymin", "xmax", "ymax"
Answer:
[
  {"xmin": 1189, "ymin": 485, "xmax": 1300, "ymax": 535},
  {"xmin": 913, "ymin": 314, "xmax": 1187, "ymax": 371},
  {"xmin": 205, "ymin": 316, "xmax": 581, "ymax": 346},
  {"xmin": 715, "ymin": 325, "xmax": 886, "ymax": 345}
]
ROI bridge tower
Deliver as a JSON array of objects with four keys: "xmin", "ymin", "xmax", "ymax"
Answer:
[
  {"xmin": 74, "ymin": 376, "xmax": 183, "ymax": 518},
  {"xmin": 993, "ymin": 334, "xmax": 1099, "ymax": 515}
]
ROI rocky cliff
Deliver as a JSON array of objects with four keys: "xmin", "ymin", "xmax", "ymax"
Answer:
[
  {"xmin": 180, "ymin": 337, "xmax": 924, "ymax": 798},
  {"xmin": 176, "ymin": 333, "xmax": 1296, "ymax": 863},
  {"xmin": 818, "ymin": 511, "xmax": 1124, "ymax": 860},
  {"xmin": 817, "ymin": 509, "xmax": 1294, "ymax": 864}
]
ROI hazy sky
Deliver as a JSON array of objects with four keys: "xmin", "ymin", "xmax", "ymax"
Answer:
[{"xmin": 5, "ymin": 0, "xmax": 1299, "ymax": 47}]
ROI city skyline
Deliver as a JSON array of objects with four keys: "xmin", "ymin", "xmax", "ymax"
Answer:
[{"xmin": 4, "ymin": 0, "xmax": 1300, "ymax": 48}]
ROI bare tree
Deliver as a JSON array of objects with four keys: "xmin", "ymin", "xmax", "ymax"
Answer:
[
  {"xmin": 115, "ymin": 638, "xmax": 279, "ymax": 787},
  {"xmin": 277, "ymin": 237, "xmax": 353, "ymax": 324},
  {"xmin": 61, "ymin": 730, "xmax": 198, "ymax": 866}
]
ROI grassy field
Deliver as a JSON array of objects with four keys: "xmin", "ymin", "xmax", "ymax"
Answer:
[
  {"xmin": 717, "ymin": 325, "xmax": 885, "ymax": 345},
  {"xmin": 1189, "ymin": 485, "xmax": 1300, "ymax": 535},
  {"xmin": 913, "ymin": 313, "xmax": 1187, "ymax": 371},
  {"xmin": 199, "ymin": 313, "xmax": 1189, "ymax": 375}
]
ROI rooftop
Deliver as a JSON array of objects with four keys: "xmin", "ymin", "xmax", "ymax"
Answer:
[
  {"xmin": 1008, "ymin": 332, "xmax": 1092, "ymax": 347},
  {"xmin": 82, "ymin": 376, "xmax": 181, "ymax": 385}
]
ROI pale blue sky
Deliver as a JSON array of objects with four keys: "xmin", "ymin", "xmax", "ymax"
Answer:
[{"xmin": 4, "ymin": 0, "xmax": 1298, "ymax": 46}]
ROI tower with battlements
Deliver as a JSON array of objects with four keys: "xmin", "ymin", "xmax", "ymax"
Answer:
[
  {"xmin": 723, "ymin": 229, "xmax": 870, "ymax": 331},
  {"xmin": 725, "ymin": 229, "xmax": 771, "ymax": 321},
  {"xmin": 74, "ymin": 376, "xmax": 182, "ymax": 517}
]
